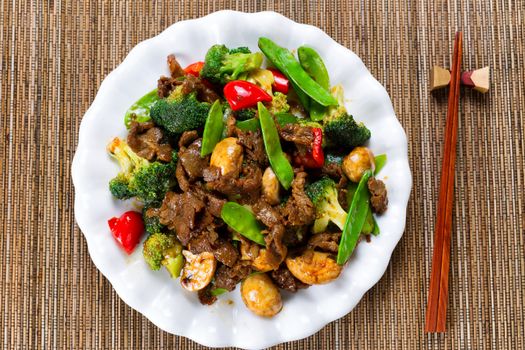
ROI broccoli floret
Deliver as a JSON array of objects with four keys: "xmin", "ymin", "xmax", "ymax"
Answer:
[
  {"xmin": 109, "ymin": 174, "xmax": 134, "ymax": 200},
  {"xmin": 200, "ymin": 44, "xmax": 263, "ymax": 85},
  {"xmin": 322, "ymin": 85, "xmax": 371, "ymax": 149},
  {"xmin": 234, "ymin": 108, "xmax": 256, "ymax": 121},
  {"xmin": 265, "ymin": 92, "xmax": 290, "ymax": 115},
  {"xmin": 143, "ymin": 232, "xmax": 184, "ymax": 278},
  {"xmin": 150, "ymin": 93, "xmax": 210, "ymax": 134},
  {"xmin": 143, "ymin": 208, "xmax": 165, "ymax": 235},
  {"xmin": 107, "ymin": 138, "xmax": 176, "ymax": 206},
  {"xmin": 306, "ymin": 177, "xmax": 348, "ymax": 233},
  {"xmin": 324, "ymin": 113, "xmax": 371, "ymax": 149}
]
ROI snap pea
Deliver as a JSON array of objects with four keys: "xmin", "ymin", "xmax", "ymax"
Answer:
[
  {"xmin": 298, "ymin": 46, "xmax": 330, "ymax": 89},
  {"xmin": 221, "ymin": 202, "xmax": 266, "ymax": 246},
  {"xmin": 374, "ymin": 154, "xmax": 387, "ymax": 174},
  {"xmin": 258, "ymin": 38, "xmax": 338, "ymax": 107},
  {"xmin": 124, "ymin": 88, "xmax": 160, "ymax": 128},
  {"xmin": 290, "ymin": 81, "xmax": 311, "ymax": 111},
  {"xmin": 201, "ymin": 100, "xmax": 224, "ymax": 156},
  {"xmin": 361, "ymin": 206, "xmax": 374, "ymax": 234},
  {"xmin": 337, "ymin": 169, "xmax": 373, "ymax": 265},
  {"xmin": 211, "ymin": 288, "xmax": 228, "ymax": 296},
  {"xmin": 257, "ymin": 102, "xmax": 294, "ymax": 190},
  {"xmin": 298, "ymin": 46, "xmax": 330, "ymax": 121},
  {"xmin": 236, "ymin": 113, "xmax": 298, "ymax": 132},
  {"xmin": 372, "ymin": 213, "xmax": 380, "ymax": 236}
]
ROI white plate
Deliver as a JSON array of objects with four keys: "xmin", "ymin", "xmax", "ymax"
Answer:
[{"xmin": 72, "ymin": 10, "xmax": 411, "ymax": 349}]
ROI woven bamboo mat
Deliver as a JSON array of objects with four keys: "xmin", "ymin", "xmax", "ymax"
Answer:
[{"xmin": 1, "ymin": 1, "xmax": 524, "ymax": 349}]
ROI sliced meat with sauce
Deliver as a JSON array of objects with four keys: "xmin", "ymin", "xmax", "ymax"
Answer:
[
  {"xmin": 127, "ymin": 121, "xmax": 173, "ymax": 162},
  {"xmin": 368, "ymin": 177, "xmax": 388, "ymax": 214},
  {"xmin": 237, "ymin": 130, "xmax": 268, "ymax": 167},
  {"xmin": 179, "ymin": 138, "xmax": 209, "ymax": 179},
  {"xmin": 167, "ymin": 54, "xmax": 185, "ymax": 78},
  {"xmin": 282, "ymin": 171, "xmax": 315, "ymax": 227},
  {"xmin": 157, "ymin": 191, "xmax": 214, "ymax": 245},
  {"xmin": 307, "ymin": 232, "xmax": 341, "ymax": 254},
  {"xmin": 214, "ymin": 260, "xmax": 252, "ymax": 291},
  {"xmin": 180, "ymin": 74, "xmax": 220, "ymax": 103},
  {"xmin": 279, "ymin": 123, "xmax": 314, "ymax": 146},
  {"xmin": 270, "ymin": 265, "xmax": 309, "ymax": 293}
]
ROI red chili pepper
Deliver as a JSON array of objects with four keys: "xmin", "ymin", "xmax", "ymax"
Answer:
[
  {"xmin": 108, "ymin": 211, "xmax": 145, "ymax": 254},
  {"xmin": 184, "ymin": 61, "xmax": 205, "ymax": 77},
  {"xmin": 223, "ymin": 80, "xmax": 272, "ymax": 111},
  {"xmin": 293, "ymin": 128, "xmax": 324, "ymax": 169},
  {"xmin": 268, "ymin": 68, "xmax": 289, "ymax": 94}
]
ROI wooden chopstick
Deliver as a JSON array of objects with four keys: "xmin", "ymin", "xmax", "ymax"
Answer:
[{"xmin": 425, "ymin": 31, "xmax": 463, "ymax": 333}]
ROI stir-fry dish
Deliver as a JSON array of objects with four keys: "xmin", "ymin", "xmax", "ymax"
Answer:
[{"xmin": 106, "ymin": 38, "xmax": 388, "ymax": 317}]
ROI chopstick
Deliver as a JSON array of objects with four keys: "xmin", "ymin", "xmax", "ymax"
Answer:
[{"xmin": 425, "ymin": 32, "xmax": 462, "ymax": 333}]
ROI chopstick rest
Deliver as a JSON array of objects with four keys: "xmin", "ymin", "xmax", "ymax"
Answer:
[{"xmin": 430, "ymin": 66, "xmax": 490, "ymax": 93}]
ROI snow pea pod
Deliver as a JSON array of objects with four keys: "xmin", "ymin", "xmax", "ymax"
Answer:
[
  {"xmin": 374, "ymin": 154, "xmax": 387, "ymax": 174},
  {"xmin": 258, "ymin": 38, "xmax": 338, "ymax": 107},
  {"xmin": 221, "ymin": 202, "xmax": 266, "ymax": 246},
  {"xmin": 337, "ymin": 169, "xmax": 373, "ymax": 265},
  {"xmin": 258, "ymin": 102, "xmax": 294, "ymax": 190},
  {"xmin": 201, "ymin": 100, "xmax": 224, "ymax": 156},
  {"xmin": 236, "ymin": 113, "xmax": 298, "ymax": 132},
  {"xmin": 298, "ymin": 46, "xmax": 330, "ymax": 121},
  {"xmin": 124, "ymin": 88, "xmax": 160, "ymax": 128}
]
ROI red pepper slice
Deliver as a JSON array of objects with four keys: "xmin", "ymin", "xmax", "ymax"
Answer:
[
  {"xmin": 268, "ymin": 68, "xmax": 289, "ymax": 94},
  {"xmin": 293, "ymin": 127, "xmax": 324, "ymax": 169},
  {"xmin": 223, "ymin": 80, "xmax": 272, "ymax": 111},
  {"xmin": 184, "ymin": 61, "xmax": 205, "ymax": 77},
  {"xmin": 108, "ymin": 211, "xmax": 145, "ymax": 254}
]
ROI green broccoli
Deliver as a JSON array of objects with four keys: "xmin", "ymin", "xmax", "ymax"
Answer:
[
  {"xmin": 234, "ymin": 108, "xmax": 256, "ymax": 121},
  {"xmin": 306, "ymin": 177, "xmax": 348, "ymax": 233},
  {"xmin": 142, "ymin": 206, "xmax": 165, "ymax": 235},
  {"xmin": 200, "ymin": 44, "xmax": 263, "ymax": 85},
  {"xmin": 322, "ymin": 85, "xmax": 371, "ymax": 149},
  {"xmin": 150, "ymin": 92, "xmax": 210, "ymax": 134},
  {"xmin": 143, "ymin": 233, "xmax": 184, "ymax": 278},
  {"xmin": 265, "ymin": 92, "xmax": 290, "ymax": 115},
  {"xmin": 107, "ymin": 138, "xmax": 176, "ymax": 206}
]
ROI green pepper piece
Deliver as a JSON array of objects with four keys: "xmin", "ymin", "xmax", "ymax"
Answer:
[
  {"xmin": 221, "ymin": 202, "xmax": 266, "ymax": 246},
  {"xmin": 124, "ymin": 88, "xmax": 160, "ymax": 128},
  {"xmin": 374, "ymin": 154, "xmax": 387, "ymax": 174},
  {"xmin": 337, "ymin": 170, "xmax": 373, "ymax": 265},
  {"xmin": 258, "ymin": 38, "xmax": 338, "ymax": 107},
  {"xmin": 298, "ymin": 46, "xmax": 330, "ymax": 121},
  {"xmin": 257, "ymin": 102, "xmax": 294, "ymax": 190},
  {"xmin": 236, "ymin": 113, "xmax": 298, "ymax": 132},
  {"xmin": 201, "ymin": 100, "xmax": 224, "ymax": 156}
]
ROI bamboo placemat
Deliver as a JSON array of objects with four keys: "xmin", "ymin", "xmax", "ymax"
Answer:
[{"xmin": 1, "ymin": 1, "xmax": 523, "ymax": 349}]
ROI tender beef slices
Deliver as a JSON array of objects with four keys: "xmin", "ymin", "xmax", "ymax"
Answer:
[
  {"xmin": 368, "ymin": 177, "xmax": 388, "ymax": 214},
  {"xmin": 159, "ymin": 54, "xmax": 219, "ymax": 101},
  {"xmin": 203, "ymin": 163, "xmax": 262, "ymax": 199},
  {"xmin": 307, "ymin": 232, "xmax": 341, "ymax": 254},
  {"xmin": 270, "ymin": 265, "xmax": 309, "ymax": 293},
  {"xmin": 188, "ymin": 228, "xmax": 239, "ymax": 268},
  {"xmin": 282, "ymin": 171, "xmax": 315, "ymax": 227},
  {"xmin": 157, "ymin": 191, "xmax": 213, "ymax": 245},
  {"xmin": 279, "ymin": 123, "xmax": 314, "ymax": 146},
  {"xmin": 214, "ymin": 260, "xmax": 252, "ymax": 292},
  {"xmin": 179, "ymin": 138, "xmax": 209, "ymax": 180},
  {"xmin": 236, "ymin": 130, "xmax": 268, "ymax": 167},
  {"xmin": 127, "ymin": 121, "xmax": 173, "ymax": 162}
]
